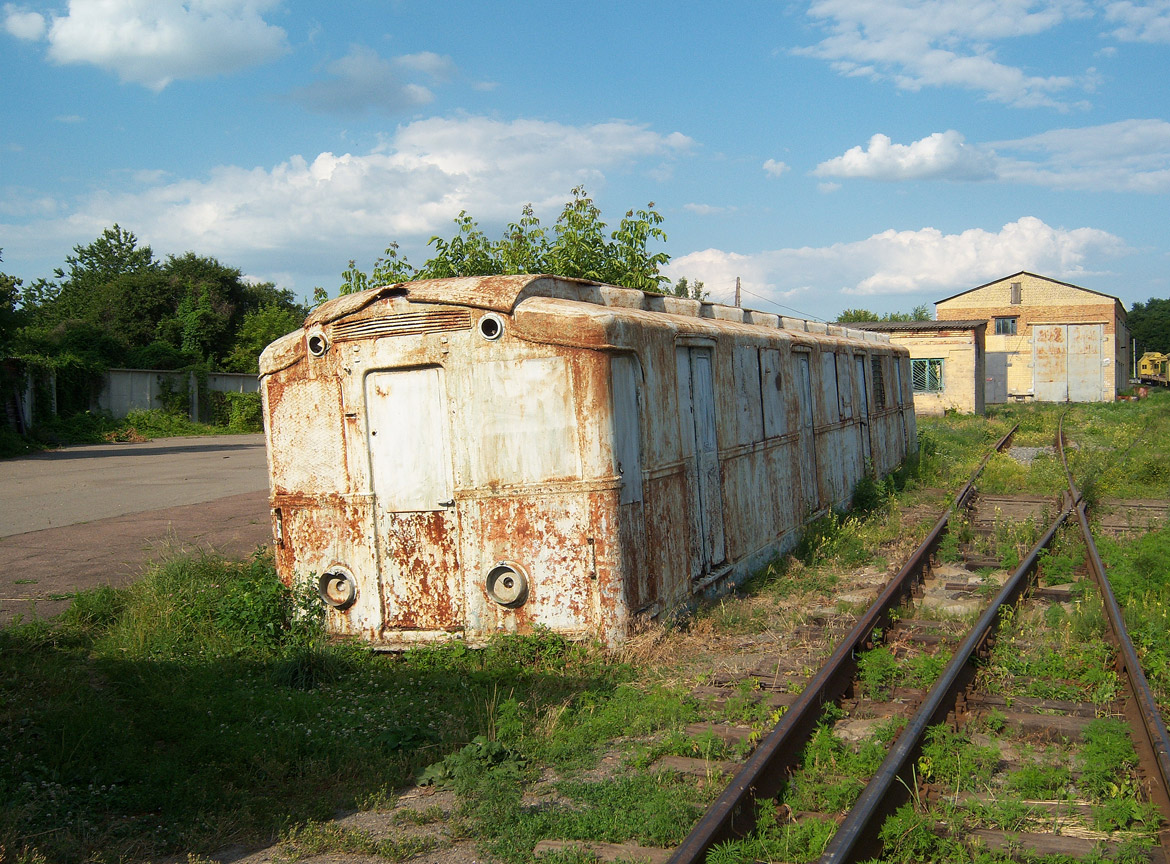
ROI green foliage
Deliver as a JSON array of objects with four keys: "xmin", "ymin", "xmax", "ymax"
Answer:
[
  {"xmin": 322, "ymin": 186, "xmax": 672, "ymax": 303},
  {"xmin": 1004, "ymin": 762, "xmax": 1071, "ymax": 798},
  {"xmin": 1127, "ymin": 296, "xmax": 1170, "ymax": 354},
  {"xmin": 0, "ymin": 551, "xmax": 644, "ymax": 863},
  {"xmin": 835, "ymin": 304, "xmax": 932, "ymax": 323},
  {"xmin": 275, "ymin": 820, "xmax": 438, "ymax": 863},
  {"xmin": 1078, "ymin": 719, "xmax": 1138, "ymax": 801},
  {"xmin": 915, "ymin": 725, "xmax": 998, "ymax": 790}
]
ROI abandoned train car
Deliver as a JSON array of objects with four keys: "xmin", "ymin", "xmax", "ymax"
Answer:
[{"xmin": 259, "ymin": 275, "xmax": 916, "ymax": 647}]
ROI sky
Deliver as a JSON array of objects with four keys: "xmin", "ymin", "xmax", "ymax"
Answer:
[{"xmin": 2, "ymin": 0, "xmax": 1169, "ymax": 322}]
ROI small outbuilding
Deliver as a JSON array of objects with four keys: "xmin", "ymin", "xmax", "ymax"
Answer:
[
  {"xmin": 935, "ymin": 272, "xmax": 1130, "ymax": 403},
  {"xmin": 852, "ymin": 320, "xmax": 987, "ymax": 415}
]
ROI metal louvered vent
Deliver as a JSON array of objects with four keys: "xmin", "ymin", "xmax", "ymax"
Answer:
[{"xmin": 330, "ymin": 310, "xmax": 472, "ymax": 341}]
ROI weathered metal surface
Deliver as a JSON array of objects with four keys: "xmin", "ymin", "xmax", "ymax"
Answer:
[
  {"xmin": 1033, "ymin": 323, "xmax": 1068, "ymax": 401},
  {"xmin": 1067, "ymin": 323, "xmax": 1103, "ymax": 402},
  {"xmin": 260, "ymin": 275, "xmax": 917, "ymax": 649}
]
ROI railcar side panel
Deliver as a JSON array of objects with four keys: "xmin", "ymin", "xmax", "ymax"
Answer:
[{"xmin": 261, "ymin": 275, "xmax": 917, "ymax": 647}]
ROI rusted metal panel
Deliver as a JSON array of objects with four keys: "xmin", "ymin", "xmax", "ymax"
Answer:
[
  {"xmin": 1033, "ymin": 323, "xmax": 1068, "ymax": 401},
  {"xmin": 260, "ymin": 275, "xmax": 916, "ymax": 648},
  {"xmin": 1067, "ymin": 323, "xmax": 1103, "ymax": 402}
]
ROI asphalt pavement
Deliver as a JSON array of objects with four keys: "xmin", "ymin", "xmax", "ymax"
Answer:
[{"xmin": 0, "ymin": 434, "xmax": 272, "ymax": 623}]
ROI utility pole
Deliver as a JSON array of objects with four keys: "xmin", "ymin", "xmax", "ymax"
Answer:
[{"xmin": 734, "ymin": 276, "xmax": 741, "ymax": 307}]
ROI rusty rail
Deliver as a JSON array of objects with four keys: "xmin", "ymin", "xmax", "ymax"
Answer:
[
  {"xmin": 666, "ymin": 423, "xmax": 1018, "ymax": 864},
  {"xmin": 816, "ymin": 413, "xmax": 1170, "ymax": 863},
  {"xmin": 1058, "ymin": 414, "xmax": 1170, "ymax": 846},
  {"xmin": 818, "ymin": 493, "xmax": 1074, "ymax": 862}
]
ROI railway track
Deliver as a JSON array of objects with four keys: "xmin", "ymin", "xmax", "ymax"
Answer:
[{"xmin": 664, "ymin": 416, "xmax": 1170, "ymax": 864}]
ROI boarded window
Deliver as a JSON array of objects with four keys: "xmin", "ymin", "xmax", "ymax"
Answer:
[
  {"xmin": 468, "ymin": 357, "xmax": 581, "ymax": 485},
  {"xmin": 759, "ymin": 348, "xmax": 786, "ymax": 439},
  {"xmin": 1010, "ymin": 282, "xmax": 1022, "ymax": 304},
  {"xmin": 820, "ymin": 352, "xmax": 839, "ymax": 423},
  {"xmin": 836, "ymin": 354, "xmax": 854, "ymax": 419},
  {"xmin": 870, "ymin": 356, "xmax": 886, "ymax": 410},
  {"xmin": 732, "ymin": 345, "xmax": 764, "ymax": 445},
  {"xmin": 911, "ymin": 358, "xmax": 944, "ymax": 392},
  {"xmin": 995, "ymin": 317, "xmax": 1018, "ymax": 336}
]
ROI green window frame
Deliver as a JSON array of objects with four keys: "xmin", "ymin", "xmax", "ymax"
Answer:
[
  {"xmin": 994, "ymin": 317, "xmax": 1017, "ymax": 336},
  {"xmin": 911, "ymin": 358, "xmax": 944, "ymax": 393}
]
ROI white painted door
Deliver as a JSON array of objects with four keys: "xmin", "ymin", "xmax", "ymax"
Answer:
[{"xmin": 365, "ymin": 367, "xmax": 462, "ymax": 630}]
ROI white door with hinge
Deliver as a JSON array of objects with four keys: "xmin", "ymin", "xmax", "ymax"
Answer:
[{"xmin": 365, "ymin": 367, "xmax": 462, "ymax": 631}]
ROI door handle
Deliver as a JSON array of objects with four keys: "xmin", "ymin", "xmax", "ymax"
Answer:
[{"xmin": 439, "ymin": 499, "xmax": 455, "ymax": 507}]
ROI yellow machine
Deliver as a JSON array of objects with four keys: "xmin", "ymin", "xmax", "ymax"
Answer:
[{"xmin": 1138, "ymin": 351, "xmax": 1169, "ymax": 385}]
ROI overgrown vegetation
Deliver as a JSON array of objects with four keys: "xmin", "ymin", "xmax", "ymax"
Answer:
[{"xmin": 0, "ymin": 551, "xmax": 681, "ymax": 863}]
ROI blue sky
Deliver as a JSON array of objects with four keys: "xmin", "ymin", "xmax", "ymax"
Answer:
[{"xmin": 3, "ymin": 0, "xmax": 1169, "ymax": 321}]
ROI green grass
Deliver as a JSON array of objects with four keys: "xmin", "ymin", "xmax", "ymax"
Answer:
[
  {"xmin": 0, "ymin": 551, "xmax": 671, "ymax": 864},
  {"xmin": 2, "ymin": 405, "xmax": 262, "ymax": 459}
]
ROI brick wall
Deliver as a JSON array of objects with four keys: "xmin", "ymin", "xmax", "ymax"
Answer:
[{"xmin": 936, "ymin": 274, "xmax": 1126, "ymax": 401}]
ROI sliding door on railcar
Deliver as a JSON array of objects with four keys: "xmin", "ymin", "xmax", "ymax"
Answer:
[
  {"xmin": 854, "ymin": 354, "xmax": 873, "ymax": 469},
  {"xmin": 676, "ymin": 346, "xmax": 726, "ymax": 576},
  {"xmin": 793, "ymin": 353, "xmax": 820, "ymax": 513}
]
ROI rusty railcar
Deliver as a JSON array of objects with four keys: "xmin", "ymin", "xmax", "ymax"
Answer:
[{"xmin": 260, "ymin": 275, "xmax": 916, "ymax": 647}]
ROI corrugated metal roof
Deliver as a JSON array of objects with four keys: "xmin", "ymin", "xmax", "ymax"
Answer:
[{"xmin": 850, "ymin": 319, "xmax": 987, "ymax": 332}]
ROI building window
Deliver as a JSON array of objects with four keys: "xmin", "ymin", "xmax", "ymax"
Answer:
[
  {"xmin": 994, "ymin": 317, "xmax": 1018, "ymax": 336},
  {"xmin": 911, "ymin": 358, "xmax": 944, "ymax": 392},
  {"xmin": 1010, "ymin": 281, "xmax": 1022, "ymax": 304},
  {"xmin": 870, "ymin": 356, "xmax": 886, "ymax": 409}
]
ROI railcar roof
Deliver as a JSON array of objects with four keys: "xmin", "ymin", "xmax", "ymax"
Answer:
[
  {"xmin": 304, "ymin": 274, "xmax": 886, "ymax": 340},
  {"xmin": 262, "ymin": 275, "xmax": 890, "ymax": 376}
]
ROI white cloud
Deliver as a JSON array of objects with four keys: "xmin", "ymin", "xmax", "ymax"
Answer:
[
  {"xmin": 763, "ymin": 158, "xmax": 790, "ymax": 177},
  {"xmin": 1, "ymin": 116, "xmax": 692, "ymax": 283},
  {"xmin": 992, "ymin": 119, "xmax": 1170, "ymax": 191},
  {"xmin": 290, "ymin": 46, "xmax": 458, "ymax": 115},
  {"xmin": 797, "ymin": 0, "xmax": 1091, "ymax": 108},
  {"xmin": 666, "ymin": 217, "xmax": 1126, "ymax": 314},
  {"xmin": 1103, "ymin": 0, "xmax": 1170, "ymax": 42},
  {"xmin": 683, "ymin": 202, "xmax": 734, "ymax": 215},
  {"xmin": 816, "ymin": 122, "xmax": 1170, "ymax": 192},
  {"xmin": 815, "ymin": 130, "xmax": 996, "ymax": 180},
  {"xmin": 3, "ymin": 4, "xmax": 45, "ymax": 39},
  {"xmin": 6, "ymin": 0, "xmax": 287, "ymax": 90}
]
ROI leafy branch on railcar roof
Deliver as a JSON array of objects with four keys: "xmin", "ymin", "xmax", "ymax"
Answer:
[{"xmin": 319, "ymin": 186, "xmax": 707, "ymax": 303}]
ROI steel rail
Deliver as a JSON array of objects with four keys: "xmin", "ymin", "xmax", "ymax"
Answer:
[
  {"xmin": 1057, "ymin": 414, "xmax": 1170, "ymax": 843},
  {"xmin": 666, "ymin": 423, "xmax": 1018, "ymax": 864},
  {"xmin": 817, "ymin": 491, "xmax": 1074, "ymax": 863}
]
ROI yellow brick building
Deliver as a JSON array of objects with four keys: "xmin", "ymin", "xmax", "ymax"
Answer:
[
  {"xmin": 936, "ymin": 272, "xmax": 1130, "ymax": 403},
  {"xmin": 854, "ymin": 321, "xmax": 987, "ymax": 415}
]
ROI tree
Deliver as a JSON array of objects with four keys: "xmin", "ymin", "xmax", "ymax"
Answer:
[
  {"xmin": 0, "ymin": 249, "xmax": 22, "ymax": 358},
  {"xmin": 670, "ymin": 277, "xmax": 708, "ymax": 300},
  {"xmin": 321, "ymin": 186, "xmax": 672, "ymax": 303},
  {"xmin": 223, "ymin": 303, "xmax": 305, "ymax": 372},
  {"xmin": 836, "ymin": 304, "xmax": 932, "ymax": 323},
  {"xmin": 1128, "ymin": 297, "xmax": 1170, "ymax": 354}
]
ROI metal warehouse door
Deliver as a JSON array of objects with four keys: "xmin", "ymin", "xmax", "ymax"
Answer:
[
  {"xmin": 1033, "ymin": 325, "xmax": 1068, "ymax": 402},
  {"xmin": 677, "ymin": 347, "xmax": 726, "ymax": 574},
  {"xmin": 1068, "ymin": 324, "xmax": 1103, "ymax": 402},
  {"xmin": 796, "ymin": 354, "xmax": 819, "ymax": 513},
  {"xmin": 985, "ymin": 352, "xmax": 1008, "ymax": 404},
  {"xmin": 365, "ymin": 367, "xmax": 462, "ymax": 631}
]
